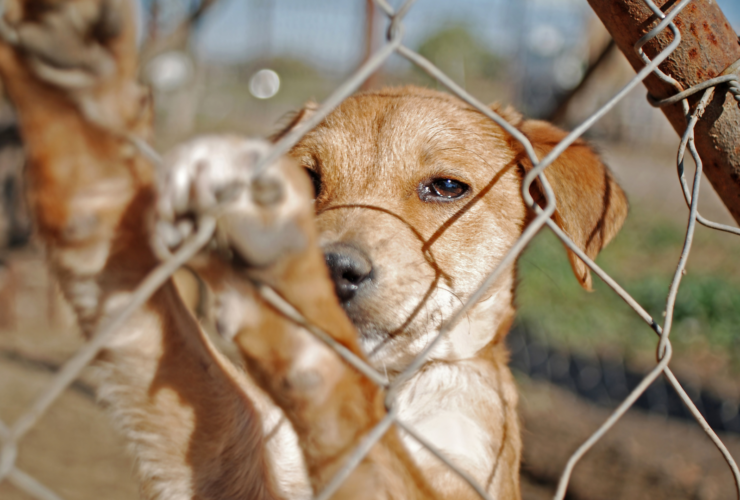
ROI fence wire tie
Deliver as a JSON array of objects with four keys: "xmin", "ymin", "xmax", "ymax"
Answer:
[
  {"xmin": 642, "ymin": 44, "xmax": 740, "ymax": 237},
  {"xmin": 647, "ymin": 73, "xmax": 740, "ymax": 108}
]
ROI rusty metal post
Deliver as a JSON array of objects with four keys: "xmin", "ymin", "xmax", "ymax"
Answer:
[{"xmin": 587, "ymin": 0, "xmax": 740, "ymax": 224}]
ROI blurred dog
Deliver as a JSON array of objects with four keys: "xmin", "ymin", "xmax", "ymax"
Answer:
[{"xmin": 0, "ymin": 1, "xmax": 627, "ymax": 499}]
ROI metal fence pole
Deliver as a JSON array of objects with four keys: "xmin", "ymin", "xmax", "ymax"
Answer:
[{"xmin": 587, "ymin": 0, "xmax": 740, "ymax": 224}]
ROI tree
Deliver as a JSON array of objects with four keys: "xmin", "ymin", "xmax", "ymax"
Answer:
[{"xmin": 415, "ymin": 24, "xmax": 504, "ymax": 85}]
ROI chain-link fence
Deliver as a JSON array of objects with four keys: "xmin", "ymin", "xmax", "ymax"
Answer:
[{"xmin": 1, "ymin": 0, "xmax": 740, "ymax": 499}]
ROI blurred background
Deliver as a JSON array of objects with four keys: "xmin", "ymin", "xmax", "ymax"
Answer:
[{"xmin": 1, "ymin": 1, "xmax": 740, "ymax": 499}]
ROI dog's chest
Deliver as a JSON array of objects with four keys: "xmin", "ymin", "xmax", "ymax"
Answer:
[{"xmin": 267, "ymin": 360, "xmax": 502, "ymax": 498}]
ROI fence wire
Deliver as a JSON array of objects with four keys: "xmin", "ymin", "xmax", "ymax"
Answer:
[{"xmin": 1, "ymin": 0, "xmax": 740, "ymax": 499}]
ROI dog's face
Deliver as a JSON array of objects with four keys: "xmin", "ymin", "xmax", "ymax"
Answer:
[
  {"xmin": 284, "ymin": 87, "xmax": 628, "ymax": 370},
  {"xmin": 288, "ymin": 89, "xmax": 525, "ymax": 369}
]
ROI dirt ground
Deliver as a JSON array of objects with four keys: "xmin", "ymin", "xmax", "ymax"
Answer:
[
  {"xmin": 0, "ymin": 253, "xmax": 138, "ymax": 500},
  {"xmin": 0, "ymin": 143, "xmax": 738, "ymax": 499},
  {"xmin": 0, "ymin": 359, "xmax": 138, "ymax": 500},
  {"xmin": 519, "ymin": 377, "xmax": 740, "ymax": 500}
]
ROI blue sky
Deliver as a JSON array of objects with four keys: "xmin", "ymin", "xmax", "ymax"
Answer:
[
  {"xmin": 718, "ymin": 0, "xmax": 740, "ymax": 29},
  {"xmin": 192, "ymin": 0, "xmax": 583, "ymax": 67},
  {"xmin": 178, "ymin": 0, "xmax": 740, "ymax": 70}
]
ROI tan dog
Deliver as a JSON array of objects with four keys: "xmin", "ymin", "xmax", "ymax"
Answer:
[{"xmin": 0, "ymin": 1, "xmax": 627, "ymax": 499}]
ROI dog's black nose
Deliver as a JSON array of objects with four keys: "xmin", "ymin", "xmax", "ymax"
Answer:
[{"xmin": 324, "ymin": 244, "xmax": 373, "ymax": 303}]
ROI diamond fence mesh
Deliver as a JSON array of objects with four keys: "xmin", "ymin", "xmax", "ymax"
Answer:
[{"xmin": 1, "ymin": 0, "xmax": 740, "ymax": 499}]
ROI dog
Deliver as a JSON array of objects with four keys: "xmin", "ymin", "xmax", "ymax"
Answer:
[{"xmin": 0, "ymin": 1, "xmax": 628, "ymax": 499}]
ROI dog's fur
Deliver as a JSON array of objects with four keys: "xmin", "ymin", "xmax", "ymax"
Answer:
[{"xmin": 0, "ymin": 2, "xmax": 628, "ymax": 499}]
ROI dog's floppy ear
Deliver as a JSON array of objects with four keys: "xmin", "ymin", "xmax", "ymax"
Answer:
[
  {"xmin": 516, "ymin": 119, "xmax": 628, "ymax": 291},
  {"xmin": 270, "ymin": 101, "xmax": 318, "ymax": 142}
]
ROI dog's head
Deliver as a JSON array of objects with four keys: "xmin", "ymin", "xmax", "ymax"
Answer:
[{"xmin": 277, "ymin": 86, "xmax": 627, "ymax": 370}]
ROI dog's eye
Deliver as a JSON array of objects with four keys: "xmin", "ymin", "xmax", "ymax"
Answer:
[
  {"xmin": 419, "ymin": 178, "xmax": 469, "ymax": 202},
  {"xmin": 432, "ymin": 179, "xmax": 467, "ymax": 198},
  {"xmin": 305, "ymin": 167, "xmax": 321, "ymax": 199}
]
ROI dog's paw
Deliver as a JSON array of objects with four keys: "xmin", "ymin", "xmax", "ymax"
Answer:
[
  {"xmin": 2, "ymin": 0, "xmax": 125, "ymax": 88},
  {"xmin": 0, "ymin": 0, "xmax": 148, "ymax": 133},
  {"xmin": 156, "ymin": 135, "xmax": 313, "ymax": 268}
]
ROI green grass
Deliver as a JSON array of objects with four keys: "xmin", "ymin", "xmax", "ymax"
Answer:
[{"xmin": 515, "ymin": 204, "xmax": 740, "ymax": 362}]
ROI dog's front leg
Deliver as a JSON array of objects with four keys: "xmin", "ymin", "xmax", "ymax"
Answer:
[
  {"xmin": 0, "ymin": 2, "xmax": 286, "ymax": 498},
  {"xmin": 162, "ymin": 138, "xmax": 440, "ymax": 500}
]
